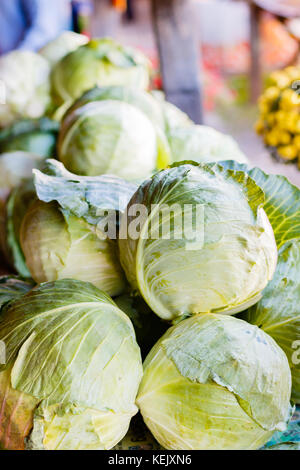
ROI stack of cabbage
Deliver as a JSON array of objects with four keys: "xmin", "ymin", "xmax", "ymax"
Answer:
[{"xmin": 0, "ymin": 33, "xmax": 299, "ymax": 451}]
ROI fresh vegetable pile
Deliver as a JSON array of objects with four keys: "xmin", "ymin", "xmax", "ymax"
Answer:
[
  {"xmin": 0, "ymin": 33, "xmax": 299, "ymax": 451},
  {"xmin": 256, "ymin": 66, "xmax": 300, "ymax": 168}
]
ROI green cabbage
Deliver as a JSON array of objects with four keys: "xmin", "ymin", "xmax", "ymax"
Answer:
[
  {"xmin": 0, "ymin": 279, "xmax": 143, "ymax": 450},
  {"xmin": 244, "ymin": 239, "xmax": 300, "ymax": 403},
  {"xmin": 62, "ymin": 86, "xmax": 171, "ymax": 169},
  {"xmin": 39, "ymin": 31, "xmax": 89, "ymax": 66},
  {"xmin": 0, "ymin": 51, "xmax": 51, "ymax": 127},
  {"xmin": 137, "ymin": 314, "xmax": 292, "ymax": 450},
  {"xmin": 58, "ymin": 100, "xmax": 158, "ymax": 180},
  {"xmin": 51, "ymin": 38, "xmax": 150, "ymax": 108},
  {"xmin": 0, "ymin": 118, "xmax": 59, "ymax": 157},
  {"xmin": 168, "ymin": 125, "xmax": 249, "ymax": 164},
  {"xmin": 119, "ymin": 162, "xmax": 277, "ymax": 321},
  {"xmin": 20, "ymin": 160, "xmax": 137, "ymax": 296},
  {"xmin": 215, "ymin": 160, "xmax": 300, "ymax": 249}
]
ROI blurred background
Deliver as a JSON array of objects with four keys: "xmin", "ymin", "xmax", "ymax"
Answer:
[{"xmin": 0, "ymin": 0, "xmax": 300, "ymax": 185}]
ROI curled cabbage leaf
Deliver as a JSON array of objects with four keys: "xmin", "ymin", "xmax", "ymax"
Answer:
[
  {"xmin": 20, "ymin": 160, "xmax": 137, "ymax": 296},
  {"xmin": 0, "ymin": 279, "xmax": 143, "ymax": 450},
  {"xmin": 169, "ymin": 125, "xmax": 249, "ymax": 164},
  {"xmin": 119, "ymin": 162, "xmax": 277, "ymax": 321},
  {"xmin": 0, "ymin": 51, "xmax": 51, "ymax": 127},
  {"xmin": 245, "ymin": 239, "xmax": 300, "ymax": 403},
  {"xmin": 137, "ymin": 314, "xmax": 293, "ymax": 450}
]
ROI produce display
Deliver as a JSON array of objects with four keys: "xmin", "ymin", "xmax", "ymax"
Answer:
[
  {"xmin": 256, "ymin": 66, "xmax": 300, "ymax": 169},
  {"xmin": 0, "ymin": 33, "xmax": 299, "ymax": 451}
]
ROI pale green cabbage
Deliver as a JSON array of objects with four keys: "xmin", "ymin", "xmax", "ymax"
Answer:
[
  {"xmin": 137, "ymin": 314, "xmax": 292, "ymax": 450},
  {"xmin": 119, "ymin": 162, "xmax": 277, "ymax": 321},
  {"xmin": 0, "ymin": 279, "xmax": 143, "ymax": 450},
  {"xmin": 0, "ymin": 51, "xmax": 51, "ymax": 127},
  {"xmin": 58, "ymin": 100, "xmax": 158, "ymax": 180},
  {"xmin": 169, "ymin": 125, "xmax": 249, "ymax": 164},
  {"xmin": 245, "ymin": 239, "xmax": 300, "ymax": 403},
  {"xmin": 51, "ymin": 38, "xmax": 150, "ymax": 108},
  {"xmin": 63, "ymin": 86, "xmax": 171, "ymax": 169}
]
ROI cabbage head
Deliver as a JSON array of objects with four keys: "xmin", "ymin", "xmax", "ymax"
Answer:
[
  {"xmin": 0, "ymin": 51, "xmax": 51, "ymax": 127},
  {"xmin": 58, "ymin": 100, "xmax": 158, "ymax": 180},
  {"xmin": 119, "ymin": 162, "xmax": 277, "ymax": 321},
  {"xmin": 0, "ymin": 118, "xmax": 59, "ymax": 157},
  {"xmin": 51, "ymin": 38, "xmax": 150, "ymax": 108},
  {"xmin": 245, "ymin": 239, "xmax": 300, "ymax": 403},
  {"xmin": 20, "ymin": 159, "xmax": 137, "ymax": 296},
  {"xmin": 39, "ymin": 31, "xmax": 89, "ymax": 66},
  {"xmin": 0, "ymin": 279, "xmax": 143, "ymax": 450},
  {"xmin": 137, "ymin": 314, "xmax": 293, "ymax": 450},
  {"xmin": 169, "ymin": 125, "xmax": 249, "ymax": 164},
  {"xmin": 63, "ymin": 86, "xmax": 171, "ymax": 170}
]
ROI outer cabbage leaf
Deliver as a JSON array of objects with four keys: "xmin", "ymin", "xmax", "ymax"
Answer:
[
  {"xmin": 33, "ymin": 159, "xmax": 137, "ymax": 225},
  {"xmin": 168, "ymin": 125, "xmax": 248, "ymax": 165},
  {"xmin": 244, "ymin": 239, "xmax": 300, "ymax": 403},
  {"xmin": 0, "ymin": 180, "xmax": 35, "ymax": 278},
  {"xmin": 137, "ymin": 314, "xmax": 292, "ymax": 450},
  {"xmin": 216, "ymin": 160, "xmax": 300, "ymax": 248},
  {"xmin": 119, "ymin": 163, "xmax": 277, "ymax": 321},
  {"xmin": 21, "ymin": 200, "xmax": 126, "ymax": 296},
  {"xmin": 20, "ymin": 160, "xmax": 136, "ymax": 296},
  {"xmin": 0, "ymin": 51, "xmax": 51, "ymax": 127},
  {"xmin": 0, "ymin": 279, "xmax": 143, "ymax": 450},
  {"xmin": 152, "ymin": 95, "xmax": 193, "ymax": 134}
]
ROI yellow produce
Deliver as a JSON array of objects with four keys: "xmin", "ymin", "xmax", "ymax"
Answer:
[{"xmin": 256, "ymin": 65, "xmax": 300, "ymax": 168}]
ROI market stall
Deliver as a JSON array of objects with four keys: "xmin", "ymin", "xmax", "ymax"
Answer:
[{"xmin": 0, "ymin": 0, "xmax": 299, "ymax": 452}]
